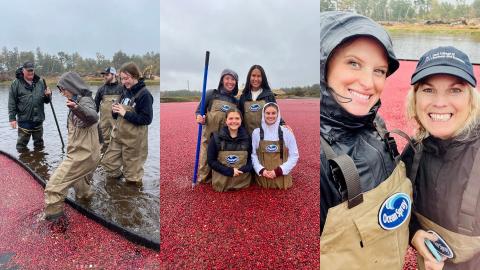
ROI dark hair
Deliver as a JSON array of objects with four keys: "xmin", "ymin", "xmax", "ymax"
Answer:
[
  {"xmin": 119, "ymin": 62, "xmax": 142, "ymax": 79},
  {"xmin": 243, "ymin": 65, "xmax": 271, "ymax": 93},
  {"xmin": 225, "ymin": 108, "xmax": 243, "ymax": 121}
]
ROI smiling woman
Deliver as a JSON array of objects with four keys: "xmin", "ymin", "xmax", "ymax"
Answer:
[
  {"xmin": 320, "ymin": 11, "xmax": 413, "ymax": 270},
  {"xmin": 206, "ymin": 108, "xmax": 252, "ymax": 192},
  {"xmin": 402, "ymin": 46, "xmax": 480, "ymax": 270}
]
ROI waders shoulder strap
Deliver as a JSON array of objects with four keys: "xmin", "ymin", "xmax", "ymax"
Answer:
[
  {"xmin": 458, "ymin": 150, "xmax": 480, "ymax": 234},
  {"xmin": 374, "ymin": 115, "xmax": 400, "ymax": 159},
  {"xmin": 321, "ymin": 136, "xmax": 363, "ymax": 208},
  {"xmin": 278, "ymin": 126, "xmax": 284, "ymax": 160},
  {"xmin": 213, "ymin": 133, "xmax": 225, "ymax": 151}
]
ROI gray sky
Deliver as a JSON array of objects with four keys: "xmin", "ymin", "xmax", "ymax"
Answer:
[
  {"xmin": 160, "ymin": 0, "xmax": 320, "ymax": 91},
  {"xmin": 0, "ymin": 0, "xmax": 159, "ymax": 59}
]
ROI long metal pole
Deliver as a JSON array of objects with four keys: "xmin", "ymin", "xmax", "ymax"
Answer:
[
  {"xmin": 192, "ymin": 51, "xmax": 210, "ymax": 188},
  {"xmin": 44, "ymin": 79, "xmax": 65, "ymax": 151}
]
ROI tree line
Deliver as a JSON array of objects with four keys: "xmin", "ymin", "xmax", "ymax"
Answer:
[
  {"xmin": 0, "ymin": 47, "xmax": 159, "ymax": 81},
  {"xmin": 321, "ymin": 0, "xmax": 480, "ymax": 21}
]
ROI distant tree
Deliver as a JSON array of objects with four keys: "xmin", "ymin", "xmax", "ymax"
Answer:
[
  {"xmin": 320, "ymin": 0, "xmax": 337, "ymax": 11},
  {"xmin": 112, "ymin": 51, "xmax": 130, "ymax": 69}
]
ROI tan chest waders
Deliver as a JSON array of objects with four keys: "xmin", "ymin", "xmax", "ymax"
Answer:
[
  {"xmin": 243, "ymin": 100, "xmax": 265, "ymax": 135},
  {"xmin": 320, "ymin": 136, "xmax": 412, "ymax": 270},
  {"xmin": 411, "ymin": 145, "xmax": 480, "ymax": 269},
  {"xmin": 99, "ymin": 94, "xmax": 120, "ymax": 147},
  {"xmin": 197, "ymin": 99, "xmax": 237, "ymax": 183},
  {"xmin": 103, "ymin": 88, "xmax": 148, "ymax": 184},
  {"xmin": 45, "ymin": 104, "xmax": 101, "ymax": 216},
  {"xmin": 212, "ymin": 146, "xmax": 250, "ymax": 192},
  {"xmin": 255, "ymin": 126, "xmax": 292, "ymax": 189}
]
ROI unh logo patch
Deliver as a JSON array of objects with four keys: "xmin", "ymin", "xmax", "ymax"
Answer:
[
  {"xmin": 265, "ymin": 144, "xmax": 278, "ymax": 152},
  {"xmin": 249, "ymin": 104, "xmax": 261, "ymax": 112},
  {"xmin": 220, "ymin": 104, "xmax": 231, "ymax": 112},
  {"xmin": 378, "ymin": 192, "xmax": 411, "ymax": 230},
  {"xmin": 226, "ymin": 155, "xmax": 239, "ymax": 165}
]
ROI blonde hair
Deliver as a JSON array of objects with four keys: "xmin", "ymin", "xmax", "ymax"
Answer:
[{"xmin": 406, "ymin": 82, "xmax": 480, "ymax": 141}]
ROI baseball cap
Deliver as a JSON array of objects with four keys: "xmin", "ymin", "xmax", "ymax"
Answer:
[
  {"xmin": 411, "ymin": 46, "xmax": 476, "ymax": 87},
  {"xmin": 101, "ymin": 67, "xmax": 116, "ymax": 75},
  {"xmin": 23, "ymin": 61, "xmax": 35, "ymax": 70}
]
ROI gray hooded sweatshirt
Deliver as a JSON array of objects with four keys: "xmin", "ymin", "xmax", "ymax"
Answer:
[{"xmin": 57, "ymin": 72, "xmax": 98, "ymax": 128}]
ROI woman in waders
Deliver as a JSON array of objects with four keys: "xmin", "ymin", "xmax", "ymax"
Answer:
[
  {"xmin": 101, "ymin": 62, "xmax": 154, "ymax": 187},
  {"xmin": 251, "ymin": 103, "xmax": 298, "ymax": 189},
  {"xmin": 207, "ymin": 108, "xmax": 251, "ymax": 192},
  {"xmin": 44, "ymin": 72, "xmax": 100, "ymax": 221},
  {"xmin": 195, "ymin": 69, "xmax": 239, "ymax": 183},
  {"xmin": 239, "ymin": 65, "xmax": 285, "ymax": 135},
  {"xmin": 403, "ymin": 46, "xmax": 480, "ymax": 270},
  {"xmin": 320, "ymin": 11, "xmax": 412, "ymax": 269}
]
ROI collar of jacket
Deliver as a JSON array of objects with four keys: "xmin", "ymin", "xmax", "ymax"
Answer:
[
  {"xmin": 320, "ymin": 83, "xmax": 379, "ymax": 143},
  {"xmin": 128, "ymin": 79, "xmax": 146, "ymax": 96},
  {"xmin": 219, "ymin": 125, "xmax": 249, "ymax": 141},
  {"xmin": 423, "ymin": 125, "xmax": 480, "ymax": 159},
  {"xmin": 244, "ymin": 88, "xmax": 272, "ymax": 101}
]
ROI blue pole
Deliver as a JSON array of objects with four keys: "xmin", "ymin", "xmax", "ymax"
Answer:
[{"xmin": 193, "ymin": 51, "xmax": 210, "ymax": 188}]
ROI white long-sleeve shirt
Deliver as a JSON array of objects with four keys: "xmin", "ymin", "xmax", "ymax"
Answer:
[{"xmin": 251, "ymin": 126, "xmax": 299, "ymax": 175}]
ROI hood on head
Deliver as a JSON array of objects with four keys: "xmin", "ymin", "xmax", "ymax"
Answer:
[
  {"xmin": 320, "ymin": 11, "xmax": 399, "ymax": 90},
  {"xmin": 57, "ymin": 72, "xmax": 92, "ymax": 96},
  {"xmin": 217, "ymin": 68, "xmax": 239, "ymax": 96},
  {"xmin": 261, "ymin": 102, "xmax": 281, "ymax": 131}
]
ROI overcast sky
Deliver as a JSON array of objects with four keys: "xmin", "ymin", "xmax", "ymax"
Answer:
[
  {"xmin": 0, "ymin": 0, "xmax": 159, "ymax": 59},
  {"xmin": 160, "ymin": 0, "xmax": 320, "ymax": 91}
]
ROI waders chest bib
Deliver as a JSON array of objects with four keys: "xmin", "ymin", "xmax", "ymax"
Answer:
[
  {"xmin": 107, "ymin": 88, "xmax": 148, "ymax": 183},
  {"xmin": 320, "ymin": 162, "xmax": 411, "ymax": 269},
  {"xmin": 212, "ymin": 150, "xmax": 250, "ymax": 192},
  {"xmin": 243, "ymin": 100, "xmax": 265, "ymax": 135},
  {"xmin": 255, "ymin": 140, "xmax": 292, "ymax": 189},
  {"xmin": 198, "ymin": 99, "xmax": 237, "ymax": 182},
  {"xmin": 415, "ymin": 213, "xmax": 480, "ymax": 269},
  {"xmin": 99, "ymin": 94, "xmax": 120, "ymax": 145},
  {"xmin": 320, "ymin": 136, "xmax": 412, "ymax": 270}
]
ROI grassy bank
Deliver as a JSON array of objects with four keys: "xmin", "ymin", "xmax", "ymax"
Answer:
[{"xmin": 384, "ymin": 23, "xmax": 480, "ymax": 37}]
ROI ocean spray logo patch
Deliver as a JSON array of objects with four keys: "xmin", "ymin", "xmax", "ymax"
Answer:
[
  {"xmin": 249, "ymin": 104, "xmax": 261, "ymax": 112},
  {"xmin": 265, "ymin": 144, "xmax": 278, "ymax": 152},
  {"xmin": 427, "ymin": 230, "xmax": 454, "ymax": 259},
  {"xmin": 226, "ymin": 155, "xmax": 239, "ymax": 165},
  {"xmin": 220, "ymin": 104, "xmax": 231, "ymax": 112},
  {"xmin": 378, "ymin": 193, "xmax": 411, "ymax": 230}
]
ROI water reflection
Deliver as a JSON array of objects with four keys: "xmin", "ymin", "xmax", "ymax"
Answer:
[{"xmin": 392, "ymin": 32, "xmax": 480, "ymax": 62}]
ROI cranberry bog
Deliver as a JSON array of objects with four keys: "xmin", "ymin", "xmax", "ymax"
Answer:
[
  {"xmin": 160, "ymin": 99, "xmax": 320, "ymax": 269},
  {"xmin": 379, "ymin": 60, "xmax": 480, "ymax": 269},
  {"xmin": 0, "ymin": 151, "xmax": 159, "ymax": 269}
]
